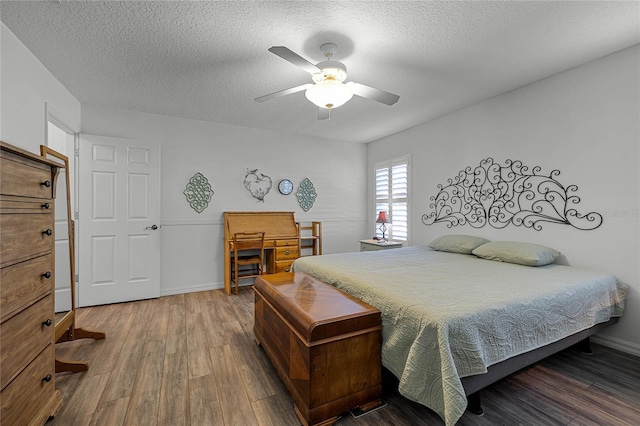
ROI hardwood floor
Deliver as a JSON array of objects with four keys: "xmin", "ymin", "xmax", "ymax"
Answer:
[{"xmin": 51, "ymin": 287, "xmax": 640, "ymax": 426}]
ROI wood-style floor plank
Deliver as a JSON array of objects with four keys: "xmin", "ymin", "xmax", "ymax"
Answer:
[
  {"xmin": 222, "ymin": 319, "xmax": 276, "ymax": 402},
  {"xmin": 251, "ymin": 394, "xmax": 299, "ymax": 426},
  {"xmin": 85, "ymin": 312, "xmax": 136, "ymax": 377},
  {"xmin": 50, "ymin": 287, "xmax": 640, "ymax": 426},
  {"xmin": 189, "ymin": 373, "xmax": 223, "ymax": 426},
  {"xmin": 166, "ymin": 303, "xmax": 187, "ymax": 355},
  {"xmin": 122, "ymin": 339, "xmax": 165, "ymax": 426},
  {"xmin": 158, "ymin": 350, "xmax": 190, "ymax": 426},
  {"xmin": 186, "ymin": 312, "xmax": 214, "ymax": 379},
  {"xmin": 200, "ymin": 299, "xmax": 227, "ymax": 348},
  {"xmin": 50, "ymin": 373, "xmax": 110, "ymax": 426},
  {"xmin": 145, "ymin": 294, "xmax": 170, "ymax": 343},
  {"xmin": 89, "ymin": 397, "xmax": 129, "ymax": 426},
  {"xmin": 98, "ymin": 310, "xmax": 150, "ymax": 403},
  {"xmin": 211, "ymin": 343, "xmax": 260, "ymax": 426}
]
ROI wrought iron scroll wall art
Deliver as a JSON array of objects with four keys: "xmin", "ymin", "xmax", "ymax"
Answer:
[
  {"xmin": 422, "ymin": 158, "xmax": 603, "ymax": 231},
  {"xmin": 184, "ymin": 172, "xmax": 214, "ymax": 213}
]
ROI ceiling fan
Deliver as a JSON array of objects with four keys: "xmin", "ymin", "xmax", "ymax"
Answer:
[{"xmin": 255, "ymin": 43, "xmax": 400, "ymax": 120}]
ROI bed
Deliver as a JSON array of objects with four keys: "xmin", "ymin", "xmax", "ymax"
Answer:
[{"xmin": 291, "ymin": 244, "xmax": 627, "ymax": 425}]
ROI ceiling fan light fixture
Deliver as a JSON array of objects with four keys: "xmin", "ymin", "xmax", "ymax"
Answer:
[
  {"xmin": 305, "ymin": 80, "xmax": 353, "ymax": 109},
  {"xmin": 257, "ymin": 44, "xmax": 399, "ymax": 115},
  {"xmin": 313, "ymin": 61, "xmax": 348, "ymax": 83}
]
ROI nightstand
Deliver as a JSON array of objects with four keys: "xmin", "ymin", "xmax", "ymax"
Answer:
[{"xmin": 359, "ymin": 239, "xmax": 403, "ymax": 252}]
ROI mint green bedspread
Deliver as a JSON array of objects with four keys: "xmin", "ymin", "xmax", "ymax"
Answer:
[{"xmin": 292, "ymin": 246, "xmax": 626, "ymax": 425}]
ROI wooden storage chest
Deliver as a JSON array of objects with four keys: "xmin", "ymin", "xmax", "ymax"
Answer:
[{"xmin": 254, "ymin": 272, "xmax": 382, "ymax": 426}]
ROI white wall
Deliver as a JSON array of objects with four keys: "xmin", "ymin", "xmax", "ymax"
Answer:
[
  {"xmin": 368, "ymin": 45, "xmax": 640, "ymax": 355},
  {"xmin": 0, "ymin": 23, "xmax": 81, "ymax": 149},
  {"xmin": 1, "ymin": 23, "xmax": 82, "ymax": 314},
  {"xmin": 81, "ymin": 105, "xmax": 368, "ymax": 295}
]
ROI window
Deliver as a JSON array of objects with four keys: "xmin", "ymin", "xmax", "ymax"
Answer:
[{"xmin": 375, "ymin": 156, "xmax": 410, "ymax": 242}]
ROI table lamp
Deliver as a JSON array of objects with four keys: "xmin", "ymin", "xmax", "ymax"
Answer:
[{"xmin": 376, "ymin": 211, "xmax": 390, "ymax": 242}]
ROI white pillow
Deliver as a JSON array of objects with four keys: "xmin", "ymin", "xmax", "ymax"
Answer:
[
  {"xmin": 428, "ymin": 234, "xmax": 491, "ymax": 254},
  {"xmin": 472, "ymin": 241, "xmax": 560, "ymax": 266}
]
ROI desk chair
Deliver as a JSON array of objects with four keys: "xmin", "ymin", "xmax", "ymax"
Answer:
[{"xmin": 231, "ymin": 232, "xmax": 265, "ymax": 295}]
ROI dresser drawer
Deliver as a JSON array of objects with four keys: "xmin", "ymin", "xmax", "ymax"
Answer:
[
  {"xmin": 0, "ymin": 213, "xmax": 54, "ymax": 266},
  {"xmin": 0, "ymin": 195, "xmax": 54, "ymax": 213},
  {"xmin": 275, "ymin": 246, "xmax": 299, "ymax": 261},
  {"xmin": 0, "ymin": 154, "xmax": 55, "ymax": 199},
  {"xmin": 0, "ymin": 344, "xmax": 56, "ymax": 425},
  {"xmin": 1, "ymin": 295, "xmax": 54, "ymax": 390},
  {"xmin": 0, "ymin": 254, "xmax": 53, "ymax": 322},
  {"xmin": 274, "ymin": 260, "xmax": 294, "ymax": 273},
  {"xmin": 275, "ymin": 239, "xmax": 299, "ymax": 247}
]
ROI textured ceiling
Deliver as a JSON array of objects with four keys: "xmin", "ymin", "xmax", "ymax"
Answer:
[{"xmin": 2, "ymin": 1, "xmax": 639, "ymax": 143}]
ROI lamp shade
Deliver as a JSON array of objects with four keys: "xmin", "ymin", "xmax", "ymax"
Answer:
[
  {"xmin": 305, "ymin": 80, "xmax": 354, "ymax": 109},
  {"xmin": 376, "ymin": 211, "xmax": 390, "ymax": 224}
]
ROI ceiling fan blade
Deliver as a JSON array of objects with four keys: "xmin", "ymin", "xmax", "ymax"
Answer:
[
  {"xmin": 268, "ymin": 46, "xmax": 321, "ymax": 75},
  {"xmin": 254, "ymin": 84, "xmax": 312, "ymax": 103},
  {"xmin": 348, "ymin": 82, "xmax": 400, "ymax": 106},
  {"xmin": 318, "ymin": 108, "xmax": 330, "ymax": 120}
]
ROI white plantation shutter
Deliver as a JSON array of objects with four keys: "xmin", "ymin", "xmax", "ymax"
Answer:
[{"xmin": 375, "ymin": 156, "xmax": 410, "ymax": 242}]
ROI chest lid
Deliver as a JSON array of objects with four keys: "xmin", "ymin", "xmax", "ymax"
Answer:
[{"xmin": 254, "ymin": 272, "xmax": 381, "ymax": 342}]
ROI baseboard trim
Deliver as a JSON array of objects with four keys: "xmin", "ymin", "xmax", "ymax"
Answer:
[
  {"xmin": 160, "ymin": 281, "xmax": 256, "ymax": 296},
  {"xmin": 592, "ymin": 333, "xmax": 640, "ymax": 357},
  {"xmin": 160, "ymin": 282, "xmax": 223, "ymax": 296}
]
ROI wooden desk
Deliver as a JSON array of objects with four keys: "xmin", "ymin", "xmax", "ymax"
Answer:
[{"xmin": 223, "ymin": 211, "xmax": 299, "ymax": 295}]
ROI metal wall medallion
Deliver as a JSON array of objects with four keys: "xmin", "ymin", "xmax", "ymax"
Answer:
[
  {"xmin": 244, "ymin": 168, "xmax": 272, "ymax": 202},
  {"xmin": 296, "ymin": 177, "xmax": 317, "ymax": 212},
  {"xmin": 184, "ymin": 172, "xmax": 214, "ymax": 213},
  {"xmin": 422, "ymin": 158, "xmax": 603, "ymax": 231}
]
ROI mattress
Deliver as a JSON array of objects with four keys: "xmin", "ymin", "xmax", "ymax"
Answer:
[{"xmin": 291, "ymin": 245, "xmax": 627, "ymax": 425}]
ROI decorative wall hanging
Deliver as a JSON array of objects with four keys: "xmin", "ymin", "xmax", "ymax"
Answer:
[
  {"xmin": 244, "ymin": 168, "xmax": 272, "ymax": 202},
  {"xmin": 422, "ymin": 158, "xmax": 603, "ymax": 231},
  {"xmin": 296, "ymin": 177, "xmax": 317, "ymax": 212},
  {"xmin": 184, "ymin": 172, "xmax": 214, "ymax": 213}
]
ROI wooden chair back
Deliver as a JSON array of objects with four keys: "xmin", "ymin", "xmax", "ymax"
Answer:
[
  {"xmin": 231, "ymin": 232, "xmax": 266, "ymax": 294},
  {"xmin": 233, "ymin": 232, "xmax": 266, "ymax": 253}
]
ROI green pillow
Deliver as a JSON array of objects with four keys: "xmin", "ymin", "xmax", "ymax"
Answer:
[
  {"xmin": 472, "ymin": 241, "xmax": 560, "ymax": 266},
  {"xmin": 428, "ymin": 234, "xmax": 491, "ymax": 254}
]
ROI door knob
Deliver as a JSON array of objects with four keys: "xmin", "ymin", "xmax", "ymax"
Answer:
[{"xmin": 145, "ymin": 224, "xmax": 159, "ymax": 230}]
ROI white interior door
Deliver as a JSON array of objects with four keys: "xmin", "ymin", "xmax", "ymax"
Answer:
[{"xmin": 78, "ymin": 134, "xmax": 161, "ymax": 306}]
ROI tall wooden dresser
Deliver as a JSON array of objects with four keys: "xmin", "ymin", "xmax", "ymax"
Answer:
[{"xmin": 1, "ymin": 141, "xmax": 63, "ymax": 424}]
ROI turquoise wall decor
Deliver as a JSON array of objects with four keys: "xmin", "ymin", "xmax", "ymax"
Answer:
[
  {"xmin": 296, "ymin": 177, "xmax": 317, "ymax": 212},
  {"xmin": 184, "ymin": 172, "xmax": 214, "ymax": 213}
]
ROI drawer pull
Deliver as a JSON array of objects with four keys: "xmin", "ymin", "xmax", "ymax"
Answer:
[
  {"xmin": 41, "ymin": 203, "xmax": 50, "ymax": 209},
  {"xmin": 42, "ymin": 271, "xmax": 52, "ymax": 279},
  {"xmin": 42, "ymin": 319, "xmax": 53, "ymax": 327},
  {"xmin": 42, "ymin": 229, "xmax": 53, "ymax": 236},
  {"xmin": 284, "ymin": 250, "xmax": 291, "ymax": 255},
  {"xmin": 42, "ymin": 374, "xmax": 53, "ymax": 383},
  {"xmin": 41, "ymin": 180, "xmax": 52, "ymax": 188}
]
